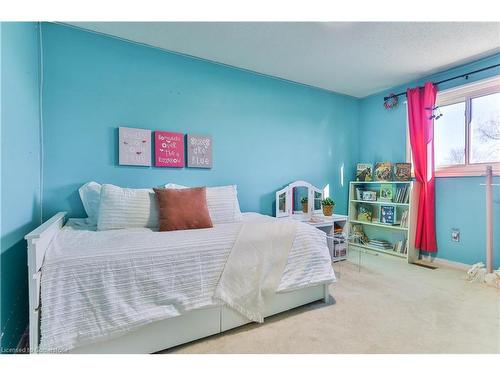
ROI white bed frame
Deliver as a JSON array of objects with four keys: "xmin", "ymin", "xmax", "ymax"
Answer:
[{"xmin": 25, "ymin": 212, "xmax": 331, "ymax": 354}]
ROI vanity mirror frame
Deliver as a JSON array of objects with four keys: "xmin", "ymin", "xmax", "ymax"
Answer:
[{"xmin": 275, "ymin": 180, "xmax": 323, "ymax": 220}]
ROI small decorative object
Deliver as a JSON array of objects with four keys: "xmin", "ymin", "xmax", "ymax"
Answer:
[
  {"xmin": 362, "ymin": 190, "xmax": 377, "ymax": 201},
  {"xmin": 187, "ymin": 134, "xmax": 212, "ymax": 168},
  {"xmin": 357, "ymin": 204, "xmax": 373, "ymax": 222},
  {"xmin": 383, "ymin": 93, "xmax": 399, "ymax": 110},
  {"xmin": 301, "ymin": 196, "xmax": 308, "ymax": 213},
  {"xmin": 484, "ymin": 268, "xmax": 500, "ymax": 289},
  {"xmin": 356, "ymin": 163, "xmax": 373, "ymax": 181},
  {"xmin": 321, "ymin": 197, "xmax": 335, "ymax": 216},
  {"xmin": 154, "ymin": 131, "xmax": 184, "ymax": 167},
  {"xmin": 426, "ymin": 105, "xmax": 442, "ymax": 120},
  {"xmin": 466, "ymin": 262, "xmax": 487, "ymax": 283},
  {"xmin": 350, "ymin": 224, "xmax": 368, "ymax": 244},
  {"xmin": 380, "ymin": 205, "xmax": 397, "ymax": 225},
  {"xmin": 374, "ymin": 162, "xmax": 392, "ymax": 181},
  {"xmin": 119, "ymin": 127, "xmax": 151, "ymax": 166},
  {"xmin": 394, "ymin": 163, "xmax": 411, "ymax": 181},
  {"xmin": 379, "ymin": 184, "xmax": 394, "ymax": 202}
]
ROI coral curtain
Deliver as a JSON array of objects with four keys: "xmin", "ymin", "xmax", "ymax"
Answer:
[{"xmin": 406, "ymin": 82, "xmax": 438, "ymax": 252}]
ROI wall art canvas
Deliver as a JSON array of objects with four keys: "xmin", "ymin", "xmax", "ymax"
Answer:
[
  {"xmin": 119, "ymin": 127, "xmax": 151, "ymax": 166},
  {"xmin": 154, "ymin": 131, "xmax": 184, "ymax": 167},
  {"xmin": 187, "ymin": 134, "xmax": 212, "ymax": 168}
]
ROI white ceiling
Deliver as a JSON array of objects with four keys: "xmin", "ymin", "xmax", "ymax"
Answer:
[{"xmin": 66, "ymin": 22, "xmax": 500, "ymax": 98}]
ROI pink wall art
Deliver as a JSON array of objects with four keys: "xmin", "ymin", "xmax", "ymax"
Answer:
[
  {"xmin": 118, "ymin": 127, "xmax": 152, "ymax": 166},
  {"xmin": 154, "ymin": 131, "xmax": 185, "ymax": 167}
]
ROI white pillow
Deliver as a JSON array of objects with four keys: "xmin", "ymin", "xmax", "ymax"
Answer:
[
  {"xmin": 164, "ymin": 183, "xmax": 242, "ymax": 224},
  {"xmin": 78, "ymin": 181, "xmax": 102, "ymax": 226},
  {"xmin": 97, "ymin": 184, "xmax": 159, "ymax": 231}
]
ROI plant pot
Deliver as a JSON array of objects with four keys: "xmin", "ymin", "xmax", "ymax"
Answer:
[
  {"xmin": 302, "ymin": 202, "xmax": 308, "ymax": 213},
  {"xmin": 322, "ymin": 205, "xmax": 334, "ymax": 216}
]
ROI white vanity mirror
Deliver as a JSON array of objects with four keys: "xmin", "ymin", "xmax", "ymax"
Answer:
[{"xmin": 275, "ymin": 180, "xmax": 323, "ymax": 220}]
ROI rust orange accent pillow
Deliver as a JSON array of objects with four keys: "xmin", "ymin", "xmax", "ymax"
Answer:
[{"xmin": 153, "ymin": 187, "xmax": 213, "ymax": 231}]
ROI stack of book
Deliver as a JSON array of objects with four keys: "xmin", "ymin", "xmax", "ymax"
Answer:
[
  {"xmin": 394, "ymin": 185, "xmax": 410, "ymax": 204},
  {"xmin": 368, "ymin": 239, "xmax": 392, "ymax": 250},
  {"xmin": 400, "ymin": 210, "xmax": 409, "ymax": 228},
  {"xmin": 393, "ymin": 239, "xmax": 408, "ymax": 254}
]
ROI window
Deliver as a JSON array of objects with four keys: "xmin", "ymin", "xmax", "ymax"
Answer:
[
  {"xmin": 435, "ymin": 102, "xmax": 466, "ymax": 167},
  {"xmin": 406, "ymin": 76, "xmax": 500, "ymax": 177},
  {"xmin": 470, "ymin": 92, "xmax": 500, "ymax": 164}
]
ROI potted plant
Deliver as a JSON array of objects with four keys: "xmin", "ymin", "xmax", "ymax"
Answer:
[
  {"xmin": 321, "ymin": 197, "xmax": 335, "ymax": 216},
  {"xmin": 301, "ymin": 197, "xmax": 308, "ymax": 213}
]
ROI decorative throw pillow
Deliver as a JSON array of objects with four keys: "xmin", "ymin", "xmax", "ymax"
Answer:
[
  {"xmin": 78, "ymin": 181, "xmax": 102, "ymax": 226},
  {"xmin": 153, "ymin": 187, "xmax": 213, "ymax": 231},
  {"xmin": 97, "ymin": 184, "xmax": 159, "ymax": 231},
  {"xmin": 164, "ymin": 183, "xmax": 242, "ymax": 224}
]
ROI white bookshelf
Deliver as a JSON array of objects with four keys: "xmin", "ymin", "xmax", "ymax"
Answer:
[{"xmin": 347, "ymin": 180, "xmax": 420, "ymax": 263}]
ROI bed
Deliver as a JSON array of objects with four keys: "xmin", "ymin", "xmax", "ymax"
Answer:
[{"xmin": 25, "ymin": 212, "xmax": 335, "ymax": 354}]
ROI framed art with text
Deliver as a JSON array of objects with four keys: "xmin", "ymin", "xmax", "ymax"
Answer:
[
  {"xmin": 118, "ymin": 127, "xmax": 151, "ymax": 166},
  {"xmin": 154, "ymin": 131, "xmax": 184, "ymax": 167},
  {"xmin": 187, "ymin": 134, "xmax": 212, "ymax": 168}
]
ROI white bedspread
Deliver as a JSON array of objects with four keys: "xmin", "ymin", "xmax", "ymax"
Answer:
[
  {"xmin": 40, "ymin": 213, "xmax": 335, "ymax": 352},
  {"xmin": 214, "ymin": 219, "xmax": 297, "ymax": 323}
]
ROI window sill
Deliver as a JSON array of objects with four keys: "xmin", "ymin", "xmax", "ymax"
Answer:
[{"xmin": 435, "ymin": 164, "xmax": 500, "ymax": 178}]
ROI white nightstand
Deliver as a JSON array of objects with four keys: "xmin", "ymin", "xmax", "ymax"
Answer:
[{"xmin": 286, "ymin": 214, "xmax": 349, "ymax": 262}]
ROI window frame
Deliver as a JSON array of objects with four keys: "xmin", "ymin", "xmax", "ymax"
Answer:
[{"xmin": 406, "ymin": 75, "xmax": 500, "ymax": 177}]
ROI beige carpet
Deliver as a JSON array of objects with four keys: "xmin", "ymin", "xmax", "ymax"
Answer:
[{"xmin": 162, "ymin": 252, "xmax": 500, "ymax": 354}]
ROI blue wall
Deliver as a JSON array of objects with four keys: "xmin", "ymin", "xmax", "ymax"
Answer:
[
  {"xmin": 41, "ymin": 23, "xmax": 359, "ymax": 220},
  {"xmin": 359, "ymin": 54, "xmax": 500, "ymax": 267},
  {"xmin": 0, "ymin": 22, "xmax": 41, "ymax": 351}
]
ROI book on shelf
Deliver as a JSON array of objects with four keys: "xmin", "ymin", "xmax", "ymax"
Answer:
[
  {"xmin": 393, "ymin": 239, "xmax": 408, "ymax": 254},
  {"xmin": 355, "ymin": 187, "xmax": 364, "ymax": 200},
  {"xmin": 380, "ymin": 205, "xmax": 398, "ymax": 225},
  {"xmin": 379, "ymin": 184, "xmax": 394, "ymax": 202},
  {"xmin": 368, "ymin": 239, "xmax": 392, "ymax": 250},
  {"xmin": 394, "ymin": 163, "xmax": 411, "ymax": 181},
  {"xmin": 356, "ymin": 163, "xmax": 373, "ymax": 182},
  {"xmin": 357, "ymin": 204, "xmax": 373, "ymax": 222},
  {"xmin": 394, "ymin": 184, "xmax": 410, "ymax": 204},
  {"xmin": 400, "ymin": 210, "xmax": 409, "ymax": 228},
  {"xmin": 374, "ymin": 162, "xmax": 392, "ymax": 181}
]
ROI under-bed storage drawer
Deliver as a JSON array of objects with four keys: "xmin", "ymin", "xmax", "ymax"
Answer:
[
  {"xmin": 220, "ymin": 284, "xmax": 326, "ymax": 331},
  {"xmin": 70, "ymin": 305, "xmax": 221, "ymax": 354}
]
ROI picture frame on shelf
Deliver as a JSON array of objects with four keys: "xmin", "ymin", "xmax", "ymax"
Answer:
[{"xmin": 361, "ymin": 190, "xmax": 377, "ymax": 201}]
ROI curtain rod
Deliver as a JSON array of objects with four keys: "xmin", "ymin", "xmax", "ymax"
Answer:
[{"xmin": 383, "ymin": 63, "xmax": 500, "ymax": 101}]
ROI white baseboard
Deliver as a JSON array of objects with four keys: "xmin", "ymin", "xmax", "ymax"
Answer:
[{"xmin": 420, "ymin": 255, "xmax": 471, "ymax": 271}]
